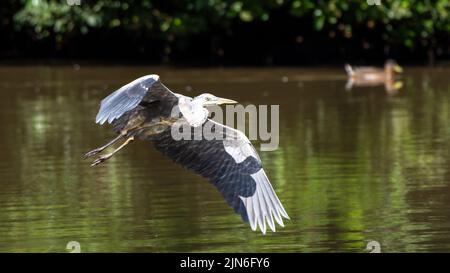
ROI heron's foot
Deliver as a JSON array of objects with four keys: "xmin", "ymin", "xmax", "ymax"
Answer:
[
  {"xmin": 83, "ymin": 148, "xmax": 103, "ymax": 159},
  {"xmin": 90, "ymin": 154, "xmax": 113, "ymax": 166},
  {"xmin": 83, "ymin": 135, "xmax": 124, "ymax": 160},
  {"xmin": 88, "ymin": 136, "xmax": 134, "ymax": 167}
]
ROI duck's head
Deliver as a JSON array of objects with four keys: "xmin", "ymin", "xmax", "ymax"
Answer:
[{"xmin": 385, "ymin": 60, "xmax": 403, "ymax": 74}]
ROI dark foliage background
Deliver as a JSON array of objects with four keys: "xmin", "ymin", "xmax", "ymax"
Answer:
[{"xmin": 1, "ymin": 0, "xmax": 449, "ymax": 65}]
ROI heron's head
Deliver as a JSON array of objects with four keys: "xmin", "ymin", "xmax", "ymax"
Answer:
[{"xmin": 194, "ymin": 93, "xmax": 238, "ymax": 107}]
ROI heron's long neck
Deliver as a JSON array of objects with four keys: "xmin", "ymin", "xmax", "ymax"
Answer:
[{"xmin": 178, "ymin": 98, "xmax": 209, "ymax": 127}]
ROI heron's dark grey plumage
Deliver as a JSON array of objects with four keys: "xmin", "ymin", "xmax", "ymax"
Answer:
[
  {"xmin": 86, "ymin": 74, "xmax": 289, "ymax": 234},
  {"xmin": 151, "ymin": 119, "xmax": 289, "ymax": 233}
]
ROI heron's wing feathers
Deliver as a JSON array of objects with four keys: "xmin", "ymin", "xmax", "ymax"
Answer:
[
  {"xmin": 95, "ymin": 75, "xmax": 177, "ymax": 124},
  {"xmin": 152, "ymin": 119, "xmax": 289, "ymax": 234}
]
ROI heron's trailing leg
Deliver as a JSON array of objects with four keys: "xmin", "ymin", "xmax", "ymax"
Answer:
[
  {"xmin": 90, "ymin": 136, "xmax": 134, "ymax": 166},
  {"xmin": 84, "ymin": 134, "xmax": 123, "ymax": 159}
]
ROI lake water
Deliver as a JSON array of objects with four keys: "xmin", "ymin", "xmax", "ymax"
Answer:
[{"xmin": 0, "ymin": 65, "xmax": 449, "ymax": 252}]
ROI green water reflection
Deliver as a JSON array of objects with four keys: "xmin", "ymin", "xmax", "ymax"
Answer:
[{"xmin": 0, "ymin": 66, "xmax": 449, "ymax": 252}]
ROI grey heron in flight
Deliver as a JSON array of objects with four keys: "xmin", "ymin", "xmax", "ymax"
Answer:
[{"xmin": 84, "ymin": 75, "xmax": 289, "ymax": 234}]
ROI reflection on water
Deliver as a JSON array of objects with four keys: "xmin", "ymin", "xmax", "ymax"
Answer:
[{"xmin": 0, "ymin": 66, "xmax": 449, "ymax": 252}]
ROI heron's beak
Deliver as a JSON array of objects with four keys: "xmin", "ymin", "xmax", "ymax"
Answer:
[
  {"xmin": 393, "ymin": 64, "xmax": 403, "ymax": 73},
  {"xmin": 217, "ymin": 97, "xmax": 238, "ymax": 105}
]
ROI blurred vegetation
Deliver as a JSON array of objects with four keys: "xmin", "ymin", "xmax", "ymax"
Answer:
[{"xmin": 2, "ymin": 0, "xmax": 450, "ymax": 63}]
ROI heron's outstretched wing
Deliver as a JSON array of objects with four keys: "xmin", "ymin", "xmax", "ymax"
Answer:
[
  {"xmin": 95, "ymin": 74, "xmax": 177, "ymax": 124},
  {"xmin": 151, "ymin": 119, "xmax": 289, "ymax": 234}
]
